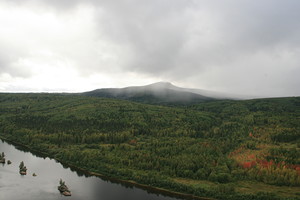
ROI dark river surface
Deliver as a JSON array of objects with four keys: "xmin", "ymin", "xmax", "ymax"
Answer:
[{"xmin": 0, "ymin": 139, "xmax": 184, "ymax": 200}]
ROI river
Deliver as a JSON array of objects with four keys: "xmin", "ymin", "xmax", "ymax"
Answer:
[{"xmin": 0, "ymin": 139, "xmax": 184, "ymax": 200}]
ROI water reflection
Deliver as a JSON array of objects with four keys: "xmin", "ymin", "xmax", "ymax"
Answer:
[{"xmin": 0, "ymin": 139, "xmax": 183, "ymax": 200}]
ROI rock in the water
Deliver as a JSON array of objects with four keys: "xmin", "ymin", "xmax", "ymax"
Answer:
[
  {"xmin": 0, "ymin": 152, "xmax": 5, "ymax": 163},
  {"xmin": 7, "ymin": 160, "xmax": 12, "ymax": 165},
  {"xmin": 19, "ymin": 161, "xmax": 27, "ymax": 175},
  {"xmin": 32, "ymin": 173, "xmax": 37, "ymax": 176},
  {"xmin": 62, "ymin": 191, "xmax": 72, "ymax": 196},
  {"xmin": 20, "ymin": 171, "xmax": 27, "ymax": 175},
  {"xmin": 58, "ymin": 179, "xmax": 71, "ymax": 196}
]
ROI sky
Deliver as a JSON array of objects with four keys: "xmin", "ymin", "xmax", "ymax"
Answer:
[{"xmin": 0, "ymin": 0, "xmax": 299, "ymax": 97}]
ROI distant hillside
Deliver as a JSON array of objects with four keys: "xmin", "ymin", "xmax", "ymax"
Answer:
[{"xmin": 81, "ymin": 82, "xmax": 216, "ymax": 104}]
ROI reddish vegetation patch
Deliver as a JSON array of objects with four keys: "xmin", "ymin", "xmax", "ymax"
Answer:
[
  {"xmin": 241, "ymin": 159, "xmax": 277, "ymax": 169},
  {"xmin": 242, "ymin": 161, "xmax": 257, "ymax": 169},
  {"xmin": 240, "ymin": 159, "xmax": 300, "ymax": 175},
  {"xmin": 229, "ymin": 143, "xmax": 299, "ymax": 177},
  {"xmin": 257, "ymin": 159, "xmax": 274, "ymax": 168},
  {"xmin": 291, "ymin": 165, "xmax": 300, "ymax": 175}
]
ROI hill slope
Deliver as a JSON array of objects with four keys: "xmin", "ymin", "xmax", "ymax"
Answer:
[
  {"xmin": 81, "ymin": 82, "xmax": 215, "ymax": 104},
  {"xmin": 0, "ymin": 93, "xmax": 299, "ymax": 200}
]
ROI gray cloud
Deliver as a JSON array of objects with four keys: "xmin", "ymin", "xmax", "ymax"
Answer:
[
  {"xmin": 92, "ymin": 1, "xmax": 300, "ymax": 76},
  {"xmin": 1, "ymin": 0, "xmax": 300, "ymax": 96}
]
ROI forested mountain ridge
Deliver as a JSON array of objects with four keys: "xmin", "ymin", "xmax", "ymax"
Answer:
[
  {"xmin": 0, "ymin": 93, "xmax": 299, "ymax": 200},
  {"xmin": 81, "ymin": 82, "xmax": 216, "ymax": 105}
]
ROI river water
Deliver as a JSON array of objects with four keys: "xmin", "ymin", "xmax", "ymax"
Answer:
[{"xmin": 0, "ymin": 139, "xmax": 183, "ymax": 200}]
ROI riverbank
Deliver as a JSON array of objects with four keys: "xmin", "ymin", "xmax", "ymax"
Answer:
[
  {"xmin": 2, "ymin": 135, "xmax": 300, "ymax": 200},
  {"xmin": 0, "ymin": 136, "xmax": 214, "ymax": 200},
  {"xmin": 1, "ymin": 138, "xmax": 189, "ymax": 200}
]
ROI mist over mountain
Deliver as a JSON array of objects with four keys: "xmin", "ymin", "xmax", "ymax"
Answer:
[{"xmin": 81, "ymin": 82, "xmax": 239, "ymax": 105}]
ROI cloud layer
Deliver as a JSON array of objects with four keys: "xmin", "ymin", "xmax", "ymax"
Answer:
[{"xmin": 0, "ymin": 0, "xmax": 299, "ymax": 96}]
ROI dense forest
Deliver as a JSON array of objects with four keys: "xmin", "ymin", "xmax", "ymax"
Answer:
[{"xmin": 0, "ymin": 93, "xmax": 299, "ymax": 200}]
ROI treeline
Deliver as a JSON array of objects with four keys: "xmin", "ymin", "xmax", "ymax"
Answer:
[{"xmin": 0, "ymin": 94, "xmax": 299, "ymax": 199}]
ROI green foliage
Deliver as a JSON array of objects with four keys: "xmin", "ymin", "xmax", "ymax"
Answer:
[
  {"xmin": 271, "ymin": 129, "xmax": 300, "ymax": 143},
  {"xmin": 0, "ymin": 94, "xmax": 299, "ymax": 200},
  {"xmin": 19, "ymin": 161, "xmax": 24, "ymax": 169}
]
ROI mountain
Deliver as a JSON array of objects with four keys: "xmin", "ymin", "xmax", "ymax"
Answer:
[{"xmin": 81, "ymin": 82, "xmax": 216, "ymax": 105}]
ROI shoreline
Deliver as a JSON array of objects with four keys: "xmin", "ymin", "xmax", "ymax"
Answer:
[{"xmin": 0, "ymin": 136, "xmax": 214, "ymax": 200}]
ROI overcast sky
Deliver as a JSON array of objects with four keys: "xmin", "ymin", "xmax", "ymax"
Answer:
[{"xmin": 0, "ymin": 0, "xmax": 299, "ymax": 97}]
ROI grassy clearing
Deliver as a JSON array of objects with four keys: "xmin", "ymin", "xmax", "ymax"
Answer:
[
  {"xmin": 174, "ymin": 178, "xmax": 300, "ymax": 198},
  {"xmin": 235, "ymin": 180, "xmax": 300, "ymax": 198},
  {"xmin": 173, "ymin": 177, "xmax": 217, "ymax": 188}
]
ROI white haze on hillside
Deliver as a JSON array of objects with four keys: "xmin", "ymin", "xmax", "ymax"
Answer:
[{"xmin": 0, "ymin": 0, "xmax": 300, "ymax": 97}]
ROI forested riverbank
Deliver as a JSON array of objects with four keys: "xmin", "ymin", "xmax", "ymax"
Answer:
[
  {"xmin": 1, "ymin": 139, "xmax": 188, "ymax": 200},
  {"xmin": 0, "ymin": 94, "xmax": 299, "ymax": 199}
]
